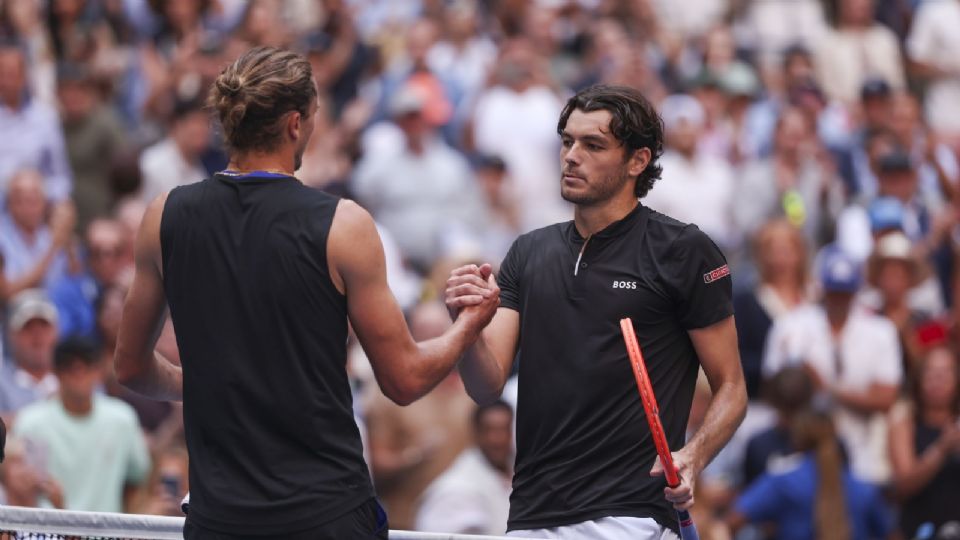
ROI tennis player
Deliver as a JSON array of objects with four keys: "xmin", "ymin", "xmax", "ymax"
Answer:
[
  {"xmin": 114, "ymin": 47, "xmax": 499, "ymax": 539},
  {"xmin": 446, "ymin": 85, "xmax": 748, "ymax": 539}
]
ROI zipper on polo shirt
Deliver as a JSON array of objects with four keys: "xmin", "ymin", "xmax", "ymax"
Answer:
[{"xmin": 573, "ymin": 234, "xmax": 592, "ymax": 276}]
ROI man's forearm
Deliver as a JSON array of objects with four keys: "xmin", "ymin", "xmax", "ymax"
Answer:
[
  {"xmin": 118, "ymin": 351, "xmax": 183, "ymax": 401},
  {"xmin": 458, "ymin": 336, "xmax": 508, "ymax": 405},
  {"xmin": 684, "ymin": 380, "xmax": 746, "ymax": 474}
]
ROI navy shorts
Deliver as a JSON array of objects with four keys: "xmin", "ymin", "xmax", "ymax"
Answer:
[{"xmin": 183, "ymin": 498, "xmax": 389, "ymax": 539}]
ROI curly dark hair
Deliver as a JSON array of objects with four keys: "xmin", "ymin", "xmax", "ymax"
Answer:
[{"xmin": 557, "ymin": 85, "xmax": 664, "ymax": 198}]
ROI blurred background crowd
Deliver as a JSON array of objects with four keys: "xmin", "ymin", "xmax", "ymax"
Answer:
[{"xmin": 0, "ymin": 0, "xmax": 959, "ymax": 538}]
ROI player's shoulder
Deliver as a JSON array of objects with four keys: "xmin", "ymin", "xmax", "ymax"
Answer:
[
  {"xmin": 508, "ymin": 221, "xmax": 567, "ymax": 253},
  {"xmin": 329, "ymin": 199, "xmax": 380, "ymax": 251},
  {"xmin": 520, "ymin": 221, "xmax": 567, "ymax": 242},
  {"xmin": 643, "ymin": 206, "xmax": 695, "ymax": 242},
  {"xmin": 643, "ymin": 206, "xmax": 720, "ymax": 256}
]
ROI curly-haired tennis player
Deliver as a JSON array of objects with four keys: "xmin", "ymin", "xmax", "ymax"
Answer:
[{"xmin": 446, "ymin": 85, "xmax": 747, "ymax": 540}]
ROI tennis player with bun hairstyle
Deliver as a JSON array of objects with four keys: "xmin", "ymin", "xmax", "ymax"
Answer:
[
  {"xmin": 446, "ymin": 85, "xmax": 747, "ymax": 539},
  {"xmin": 114, "ymin": 46, "xmax": 499, "ymax": 539}
]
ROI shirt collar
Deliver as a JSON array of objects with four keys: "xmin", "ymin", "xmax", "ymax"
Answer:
[{"xmin": 569, "ymin": 201, "xmax": 647, "ymax": 243}]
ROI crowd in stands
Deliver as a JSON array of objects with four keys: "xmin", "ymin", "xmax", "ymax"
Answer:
[{"xmin": 0, "ymin": 0, "xmax": 959, "ymax": 538}]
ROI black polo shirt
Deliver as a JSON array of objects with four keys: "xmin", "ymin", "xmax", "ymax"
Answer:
[{"xmin": 499, "ymin": 203, "xmax": 733, "ymax": 533}]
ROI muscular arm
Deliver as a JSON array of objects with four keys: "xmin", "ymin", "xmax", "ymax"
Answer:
[
  {"xmin": 683, "ymin": 316, "xmax": 748, "ymax": 475},
  {"xmin": 114, "ymin": 194, "xmax": 183, "ymax": 401},
  {"xmin": 330, "ymin": 201, "xmax": 497, "ymax": 405}
]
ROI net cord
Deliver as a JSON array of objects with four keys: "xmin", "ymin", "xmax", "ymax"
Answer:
[{"xmin": 0, "ymin": 506, "xmax": 528, "ymax": 540}]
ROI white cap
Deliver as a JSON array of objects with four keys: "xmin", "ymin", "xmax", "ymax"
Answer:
[
  {"xmin": 873, "ymin": 231, "xmax": 913, "ymax": 260},
  {"xmin": 8, "ymin": 289, "xmax": 58, "ymax": 332},
  {"xmin": 659, "ymin": 94, "xmax": 706, "ymax": 131}
]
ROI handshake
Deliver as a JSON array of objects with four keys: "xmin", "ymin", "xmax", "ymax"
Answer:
[{"xmin": 443, "ymin": 263, "xmax": 501, "ymax": 335}]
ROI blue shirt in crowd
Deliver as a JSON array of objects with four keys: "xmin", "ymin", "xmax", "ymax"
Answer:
[{"xmin": 735, "ymin": 454, "xmax": 893, "ymax": 540}]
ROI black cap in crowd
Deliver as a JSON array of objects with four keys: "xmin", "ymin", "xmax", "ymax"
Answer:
[{"xmin": 861, "ymin": 78, "xmax": 892, "ymax": 102}]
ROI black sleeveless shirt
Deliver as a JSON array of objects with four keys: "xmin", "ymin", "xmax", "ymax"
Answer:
[{"xmin": 160, "ymin": 172, "xmax": 373, "ymax": 535}]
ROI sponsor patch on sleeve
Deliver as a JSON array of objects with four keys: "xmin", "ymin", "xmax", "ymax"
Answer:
[{"xmin": 703, "ymin": 264, "xmax": 730, "ymax": 284}]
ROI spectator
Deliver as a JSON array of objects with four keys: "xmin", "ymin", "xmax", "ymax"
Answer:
[
  {"xmin": 814, "ymin": 0, "xmax": 905, "ymax": 105},
  {"xmin": 743, "ymin": 0, "xmax": 828, "ymax": 72},
  {"xmin": 742, "ymin": 366, "xmax": 816, "ymax": 487},
  {"xmin": 888, "ymin": 92, "xmax": 959, "ymax": 210},
  {"xmin": 729, "ymin": 409, "xmax": 893, "ymax": 540},
  {"xmin": 649, "ymin": 0, "xmax": 726, "ymax": 41},
  {"xmin": 301, "ymin": 3, "xmax": 371, "ymax": 117},
  {"xmin": 353, "ymin": 85, "xmax": 485, "ymax": 273},
  {"xmin": 763, "ymin": 246, "xmax": 902, "ymax": 484},
  {"xmin": 0, "ymin": 289, "xmax": 60, "ymax": 416},
  {"xmin": 735, "ymin": 106, "xmax": 843, "ymax": 248},
  {"xmin": 13, "ymin": 336, "xmax": 150, "ymax": 512},
  {"xmin": 135, "ymin": 445, "xmax": 189, "ymax": 517},
  {"xmin": 49, "ymin": 218, "xmax": 130, "ymax": 342},
  {"xmin": 426, "ymin": 2, "xmax": 497, "ymax": 102},
  {"xmin": 57, "ymin": 62, "xmax": 127, "ymax": 230},
  {"xmin": 888, "ymin": 347, "xmax": 960, "ymax": 539},
  {"xmin": 0, "ymin": 169, "xmax": 75, "ymax": 295},
  {"xmin": 906, "ymin": 0, "xmax": 960, "ymax": 151},
  {"xmin": 471, "ymin": 38, "xmax": 568, "ymax": 230},
  {"xmin": 137, "ymin": 97, "xmax": 210, "ymax": 204},
  {"xmin": 363, "ymin": 300, "xmax": 476, "ymax": 530},
  {"xmin": 471, "ymin": 155, "xmax": 522, "ymax": 264},
  {"xmin": 0, "ymin": 41, "xmax": 72, "ymax": 202},
  {"xmin": 838, "ymin": 150, "xmax": 933, "ymax": 262},
  {"xmin": 0, "ymin": 436, "xmax": 64, "ymax": 508},
  {"xmin": 734, "ymin": 219, "xmax": 812, "ymax": 401},
  {"xmin": 373, "ymin": 18, "xmax": 462, "ymax": 145},
  {"xmin": 416, "ymin": 400, "xmax": 513, "ymax": 535},
  {"xmin": 644, "ymin": 94, "xmax": 737, "ymax": 250},
  {"xmin": 863, "ymin": 232, "xmax": 940, "ymax": 371},
  {"xmin": 97, "ymin": 282, "xmax": 175, "ymax": 436},
  {"xmin": 0, "ymin": 0, "xmax": 57, "ymax": 107}
]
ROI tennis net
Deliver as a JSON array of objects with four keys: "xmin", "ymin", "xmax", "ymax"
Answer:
[{"xmin": 0, "ymin": 507, "xmax": 524, "ymax": 540}]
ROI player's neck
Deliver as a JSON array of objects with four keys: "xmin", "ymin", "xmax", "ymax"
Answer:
[
  {"xmin": 573, "ymin": 196, "xmax": 639, "ymax": 237},
  {"xmin": 228, "ymin": 152, "xmax": 295, "ymax": 176}
]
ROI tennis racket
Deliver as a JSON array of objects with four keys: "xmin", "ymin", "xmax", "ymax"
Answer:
[{"xmin": 620, "ymin": 318, "xmax": 700, "ymax": 540}]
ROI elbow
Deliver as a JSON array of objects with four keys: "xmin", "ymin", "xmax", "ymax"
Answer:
[
  {"xmin": 465, "ymin": 381, "xmax": 506, "ymax": 406},
  {"xmin": 113, "ymin": 352, "xmax": 144, "ymax": 389},
  {"xmin": 380, "ymin": 379, "xmax": 423, "ymax": 407},
  {"xmin": 385, "ymin": 389, "xmax": 418, "ymax": 407}
]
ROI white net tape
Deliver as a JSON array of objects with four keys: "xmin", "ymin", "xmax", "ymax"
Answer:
[{"xmin": 0, "ymin": 506, "xmax": 527, "ymax": 540}]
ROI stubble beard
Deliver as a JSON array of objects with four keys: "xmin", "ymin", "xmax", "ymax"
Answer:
[{"xmin": 560, "ymin": 166, "xmax": 633, "ymax": 207}]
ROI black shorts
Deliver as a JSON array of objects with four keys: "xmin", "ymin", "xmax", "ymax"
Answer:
[{"xmin": 183, "ymin": 498, "xmax": 389, "ymax": 539}]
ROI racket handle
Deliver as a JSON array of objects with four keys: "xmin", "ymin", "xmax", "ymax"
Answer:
[{"xmin": 676, "ymin": 509, "xmax": 699, "ymax": 540}]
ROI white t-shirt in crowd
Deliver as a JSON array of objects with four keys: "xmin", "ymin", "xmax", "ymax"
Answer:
[
  {"xmin": 416, "ymin": 448, "xmax": 512, "ymax": 535},
  {"xmin": 763, "ymin": 304, "xmax": 903, "ymax": 483},
  {"xmin": 907, "ymin": 0, "xmax": 960, "ymax": 136},
  {"xmin": 642, "ymin": 149, "xmax": 737, "ymax": 249},
  {"xmin": 138, "ymin": 138, "xmax": 207, "ymax": 204},
  {"xmin": 472, "ymin": 85, "xmax": 570, "ymax": 231}
]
